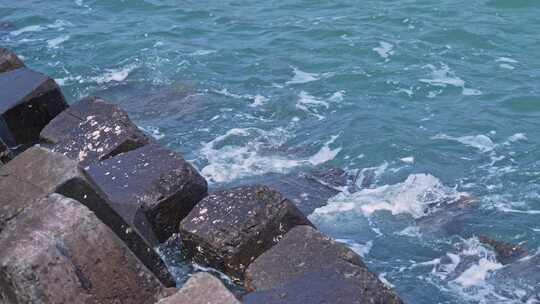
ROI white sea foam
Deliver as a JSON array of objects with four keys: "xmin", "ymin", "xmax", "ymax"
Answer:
[
  {"xmin": 296, "ymin": 91, "xmax": 330, "ymax": 119},
  {"xmin": 47, "ymin": 35, "xmax": 70, "ymax": 48},
  {"xmin": 138, "ymin": 126, "xmax": 165, "ymax": 140},
  {"xmin": 336, "ymin": 239, "xmax": 373, "ymax": 257},
  {"xmin": 453, "ymin": 258, "xmax": 502, "ymax": 287},
  {"xmin": 199, "ymin": 128, "xmax": 341, "ymax": 183},
  {"xmin": 286, "ymin": 66, "xmax": 319, "ymax": 84},
  {"xmin": 373, "ymin": 41, "xmax": 394, "ymax": 60},
  {"xmin": 329, "ymin": 90, "xmax": 345, "ymax": 102},
  {"xmin": 11, "ymin": 20, "xmax": 71, "ymax": 36},
  {"xmin": 190, "ymin": 49, "xmax": 216, "ymax": 56},
  {"xmin": 432, "ymin": 134, "xmax": 495, "ymax": 153},
  {"xmin": 91, "ymin": 64, "xmax": 138, "ymax": 84},
  {"xmin": 420, "ymin": 63, "xmax": 482, "ymax": 96},
  {"xmin": 400, "ymin": 156, "xmax": 414, "ymax": 164},
  {"xmin": 496, "ymin": 57, "xmax": 518, "ymax": 64},
  {"xmin": 507, "ymin": 133, "xmax": 527, "ymax": 142},
  {"xmin": 314, "ymin": 173, "xmax": 463, "ymax": 219},
  {"xmin": 395, "ymin": 226, "xmax": 421, "ymax": 237},
  {"xmin": 213, "ymin": 88, "xmax": 268, "ymax": 107}
]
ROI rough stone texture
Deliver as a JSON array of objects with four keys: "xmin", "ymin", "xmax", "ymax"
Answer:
[
  {"xmin": 243, "ymin": 261, "xmax": 404, "ymax": 304},
  {"xmin": 40, "ymin": 96, "xmax": 150, "ymax": 165},
  {"xmin": 259, "ymin": 167, "xmax": 355, "ymax": 216},
  {"xmin": 479, "ymin": 235, "xmax": 528, "ymax": 265},
  {"xmin": 0, "ymin": 48, "xmax": 25, "ymax": 74},
  {"xmin": 244, "ymin": 225, "xmax": 363, "ymax": 291},
  {"xmin": 0, "ymin": 145, "xmax": 174, "ymax": 286},
  {"xmin": 157, "ymin": 273, "xmax": 240, "ymax": 304},
  {"xmin": 84, "ymin": 143, "xmax": 207, "ymax": 243},
  {"xmin": 0, "ymin": 138, "xmax": 10, "ymax": 163},
  {"xmin": 0, "ymin": 194, "xmax": 164, "ymax": 304},
  {"xmin": 0, "ymin": 67, "xmax": 67, "ymax": 148},
  {"xmin": 179, "ymin": 185, "xmax": 313, "ymax": 281}
]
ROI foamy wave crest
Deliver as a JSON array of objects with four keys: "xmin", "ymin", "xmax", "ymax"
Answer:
[
  {"xmin": 373, "ymin": 41, "xmax": 394, "ymax": 60},
  {"xmin": 199, "ymin": 129, "xmax": 341, "ymax": 183},
  {"xmin": 47, "ymin": 35, "xmax": 70, "ymax": 48},
  {"xmin": 11, "ymin": 20, "xmax": 71, "ymax": 36},
  {"xmin": 420, "ymin": 63, "xmax": 482, "ymax": 96},
  {"xmin": 286, "ymin": 66, "xmax": 319, "ymax": 84},
  {"xmin": 432, "ymin": 133, "xmax": 495, "ymax": 153},
  {"xmin": 313, "ymin": 173, "xmax": 464, "ymax": 219}
]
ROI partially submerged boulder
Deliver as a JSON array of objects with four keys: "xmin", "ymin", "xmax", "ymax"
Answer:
[
  {"xmin": 0, "ymin": 67, "xmax": 67, "ymax": 148},
  {"xmin": 259, "ymin": 167, "xmax": 355, "ymax": 216},
  {"xmin": 0, "ymin": 145, "xmax": 174, "ymax": 286},
  {"xmin": 479, "ymin": 235, "xmax": 527, "ymax": 265},
  {"xmin": 244, "ymin": 225, "xmax": 363, "ymax": 291},
  {"xmin": 157, "ymin": 272, "xmax": 240, "ymax": 304},
  {"xmin": 83, "ymin": 143, "xmax": 207, "ymax": 243},
  {"xmin": 0, "ymin": 48, "xmax": 25, "ymax": 73},
  {"xmin": 41, "ymin": 96, "xmax": 150, "ymax": 164},
  {"xmin": 0, "ymin": 194, "xmax": 164, "ymax": 304},
  {"xmin": 179, "ymin": 185, "xmax": 312, "ymax": 280},
  {"xmin": 243, "ymin": 261, "xmax": 403, "ymax": 304}
]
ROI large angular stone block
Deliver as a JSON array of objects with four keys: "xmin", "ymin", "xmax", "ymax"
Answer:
[
  {"xmin": 83, "ymin": 143, "xmax": 207, "ymax": 243},
  {"xmin": 243, "ymin": 261, "xmax": 404, "ymax": 304},
  {"xmin": 179, "ymin": 185, "xmax": 312, "ymax": 281},
  {"xmin": 0, "ymin": 48, "xmax": 24, "ymax": 74},
  {"xmin": 0, "ymin": 67, "xmax": 67, "ymax": 148},
  {"xmin": 0, "ymin": 194, "xmax": 164, "ymax": 304},
  {"xmin": 0, "ymin": 145, "xmax": 175, "ymax": 286},
  {"xmin": 40, "ymin": 96, "xmax": 150, "ymax": 164},
  {"xmin": 244, "ymin": 225, "xmax": 362, "ymax": 291},
  {"xmin": 157, "ymin": 273, "xmax": 240, "ymax": 304}
]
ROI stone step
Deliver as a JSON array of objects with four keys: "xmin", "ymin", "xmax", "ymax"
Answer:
[
  {"xmin": 0, "ymin": 194, "xmax": 165, "ymax": 304},
  {"xmin": 41, "ymin": 96, "xmax": 150, "ymax": 165},
  {"xmin": 179, "ymin": 185, "xmax": 312, "ymax": 281},
  {"xmin": 0, "ymin": 67, "xmax": 67, "ymax": 149}
]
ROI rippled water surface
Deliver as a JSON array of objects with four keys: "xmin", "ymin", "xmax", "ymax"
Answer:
[{"xmin": 2, "ymin": 0, "xmax": 540, "ymax": 302}]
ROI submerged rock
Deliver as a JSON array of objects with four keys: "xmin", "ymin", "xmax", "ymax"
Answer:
[
  {"xmin": 243, "ymin": 261, "xmax": 403, "ymax": 304},
  {"xmin": 244, "ymin": 225, "xmax": 363, "ymax": 291},
  {"xmin": 478, "ymin": 235, "xmax": 527, "ymax": 265},
  {"xmin": 0, "ymin": 48, "xmax": 25, "ymax": 74},
  {"xmin": 0, "ymin": 67, "xmax": 67, "ymax": 149},
  {"xmin": 0, "ymin": 194, "xmax": 164, "ymax": 304},
  {"xmin": 157, "ymin": 272, "xmax": 240, "ymax": 304},
  {"xmin": 256, "ymin": 167, "xmax": 355, "ymax": 216},
  {"xmin": 83, "ymin": 143, "xmax": 207, "ymax": 243},
  {"xmin": 41, "ymin": 96, "xmax": 150, "ymax": 165},
  {"xmin": 0, "ymin": 145, "xmax": 174, "ymax": 286},
  {"xmin": 179, "ymin": 185, "xmax": 312, "ymax": 281}
]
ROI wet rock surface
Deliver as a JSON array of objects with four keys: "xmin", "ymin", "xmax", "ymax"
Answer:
[
  {"xmin": 243, "ymin": 261, "xmax": 404, "ymax": 304},
  {"xmin": 179, "ymin": 185, "xmax": 312, "ymax": 281},
  {"xmin": 0, "ymin": 194, "xmax": 164, "ymax": 304},
  {"xmin": 478, "ymin": 235, "xmax": 528, "ymax": 265},
  {"xmin": 0, "ymin": 138, "xmax": 10, "ymax": 164},
  {"xmin": 157, "ymin": 272, "xmax": 240, "ymax": 304},
  {"xmin": 244, "ymin": 225, "xmax": 363, "ymax": 291},
  {"xmin": 84, "ymin": 143, "xmax": 207, "ymax": 243},
  {"xmin": 0, "ymin": 67, "xmax": 67, "ymax": 148},
  {"xmin": 256, "ymin": 167, "xmax": 355, "ymax": 216},
  {"xmin": 0, "ymin": 48, "xmax": 25, "ymax": 74},
  {"xmin": 41, "ymin": 96, "xmax": 150, "ymax": 165}
]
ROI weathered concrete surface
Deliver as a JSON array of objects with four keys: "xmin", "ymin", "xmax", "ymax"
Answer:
[
  {"xmin": 244, "ymin": 225, "xmax": 363, "ymax": 291},
  {"xmin": 256, "ymin": 167, "xmax": 355, "ymax": 216},
  {"xmin": 479, "ymin": 235, "xmax": 528, "ymax": 265},
  {"xmin": 0, "ymin": 67, "xmax": 67, "ymax": 148},
  {"xmin": 0, "ymin": 48, "xmax": 24, "ymax": 74},
  {"xmin": 179, "ymin": 185, "xmax": 312, "ymax": 281},
  {"xmin": 157, "ymin": 273, "xmax": 240, "ymax": 304},
  {"xmin": 84, "ymin": 143, "xmax": 207, "ymax": 243},
  {"xmin": 41, "ymin": 96, "xmax": 150, "ymax": 164},
  {"xmin": 0, "ymin": 194, "xmax": 164, "ymax": 304},
  {"xmin": 0, "ymin": 145, "xmax": 174, "ymax": 286},
  {"xmin": 243, "ymin": 261, "xmax": 404, "ymax": 304}
]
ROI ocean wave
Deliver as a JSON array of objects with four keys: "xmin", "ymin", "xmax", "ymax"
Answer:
[
  {"xmin": 420, "ymin": 63, "xmax": 482, "ymax": 96},
  {"xmin": 286, "ymin": 66, "xmax": 320, "ymax": 84},
  {"xmin": 373, "ymin": 41, "xmax": 394, "ymax": 60},
  {"xmin": 47, "ymin": 35, "xmax": 70, "ymax": 48},
  {"xmin": 431, "ymin": 133, "xmax": 496, "ymax": 153}
]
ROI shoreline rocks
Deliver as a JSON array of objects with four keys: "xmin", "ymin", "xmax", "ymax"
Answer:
[
  {"xmin": 0, "ymin": 48, "xmax": 25, "ymax": 73},
  {"xmin": 157, "ymin": 273, "xmax": 240, "ymax": 304},
  {"xmin": 179, "ymin": 185, "xmax": 312, "ymax": 281}
]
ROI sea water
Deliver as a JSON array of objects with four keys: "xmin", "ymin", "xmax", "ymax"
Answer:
[{"xmin": 2, "ymin": 0, "xmax": 540, "ymax": 302}]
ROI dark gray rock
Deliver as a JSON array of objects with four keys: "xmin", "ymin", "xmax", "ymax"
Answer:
[
  {"xmin": 0, "ymin": 194, "xmax": 165, "ymax": 304},
  {"xmin": 0, "ymin": 48, "xmax": 24, "ymax": 74},
  {"xmin": 179, "ymin": 185, "xmax": 313, "ymax": 281},
  {"xmin": 244, "ymin": 225, "xmax": 363, "ymax": 291},
  {"xmin": 258, "ymin": 167, "xmax": 355, "ymax": 216},
  {"xmin": 0, "ymin": 145, "xmax": 175, "ymax": 286},
  {"xmin": 0, "ymin": 138, "xmax": 10, "ymax": 163},
  {"xmin": 243, "ymin": 261, "xmax": 404, "ymax": 304},
  {"xmin": 0, "ymin": 67, "xmax": 67, "ymax": 148},
  {"xmin": 157, "ymin": 273, "xmax": 240, "ymax": 304},
  {"xmin": 83, "ymin": 143, "xmax": 207, "ymax": 243},
  {"xmin": 478, "ymin": 235, "xmax": 528, "ymax": 265},
  {"xmin": 41, "ymin": 96, "xmax": 150, "ymax": 165}
]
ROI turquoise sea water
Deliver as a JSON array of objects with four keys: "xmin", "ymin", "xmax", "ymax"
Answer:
[{"xmin": 2, "ymin": 1, "xmax": 540, "ymax": 302}]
